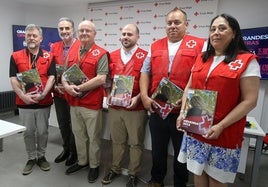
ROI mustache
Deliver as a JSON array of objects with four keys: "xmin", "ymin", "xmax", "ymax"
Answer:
[
  {"xmin": 120, "ymin": 38, "xmax": 129, "ymax": 42},
  {"xmin": 60, "ymin": 33, "xmax": 71, "ymax": 40}
]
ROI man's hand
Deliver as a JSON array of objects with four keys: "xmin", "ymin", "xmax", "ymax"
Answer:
[
  {"xmin": 21, "ymin": 93, "xmax": 38, "ymax": 104},
  {"xmin": 172, "ymin": 99, "xmax": 182, "ymax": 109},
  {"xmin": 54, "ymin": 84, "xmax": 65, "ymax": 94},
  {"xmin": 64, "ymin": 84, "xmax": 81, "ymax": 97},
  {"xmin": 126, "ymin": 95, "xmax": 140, "ymax": 109},
  {"xmin": 141, "ymin": 95, "xmax": 155, "ymax": 113}
]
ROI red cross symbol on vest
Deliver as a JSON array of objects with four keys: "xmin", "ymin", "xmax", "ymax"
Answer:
[
  {"xmin": 186, "ymin": 40, "xmax": 197, "ymax": 48},
  {"xmin": 136, "ymin": 52, "xmax": 145, "ymax": 59},
  {"xmin": 228, "ymin": 59, "xmax": 243, "ymax": 70},
  {"xmin": 92, "ymin": 49, "xmax": 100, "ymax": 56}
]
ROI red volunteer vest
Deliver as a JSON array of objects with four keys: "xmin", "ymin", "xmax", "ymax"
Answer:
[
  {"xmin": 67, "ymin": 43, "xmax": 108, "ymax": 110},
  {"xmin": 109, "ymin": 47, "xmax": 148, "ymax": 111},
  {"xmin": 12, "ymin": 49, "xmax": 53, "ymax": 106},
  {"xmin": 150, "ymin": 35, "xmax": 205, "ymax": 94},
  {"xmin": 191, "ymin": 53, "xmax": 257, "ymax": 148},
  {"xmin": 50, "ymin": 39, "xmax": 80, "ymax": 98}
]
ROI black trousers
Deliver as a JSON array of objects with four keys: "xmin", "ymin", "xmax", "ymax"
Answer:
[
  {"xmin": 149, "ymin": 113, "xmax": 188, "ymax": 187},
  {"xmin": 54, "ymin": 96, "xmax": 76, "ymax": 154}
]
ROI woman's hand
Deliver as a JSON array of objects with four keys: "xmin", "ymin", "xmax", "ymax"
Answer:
[
  {"xmin": 203, "ymin": 123, "xmax": 224, "ymax": 139},
  {"xmin": 176, "ymin": 113, "xmax": 184, "ymax": 131}
]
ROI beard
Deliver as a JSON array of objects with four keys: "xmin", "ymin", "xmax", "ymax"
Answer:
[
  {"xmin": 122, "ymin": 40, "xmax": 133, "ymax": 49},
  {"xmin": 60, "ymin": 33, "xmax": 71, "ymax": 40},
  {"xmin": 27, "ymin": 43, "xmax": 37, "ymax": 49}
]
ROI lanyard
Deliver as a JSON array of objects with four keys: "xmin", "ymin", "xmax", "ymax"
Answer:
[{"xmin": 28, "ymin": 54, "xmax": 37, "ymax": 69}]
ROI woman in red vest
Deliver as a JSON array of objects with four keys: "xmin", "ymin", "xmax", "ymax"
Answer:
[{"xmin": 177, "ymin": 14, "xmax": 260, "ymax": 187}]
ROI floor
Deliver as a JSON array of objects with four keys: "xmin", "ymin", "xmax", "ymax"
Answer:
[{"xmin": 0, "ymin": 111, "xmax": 268, "ymax": 187}]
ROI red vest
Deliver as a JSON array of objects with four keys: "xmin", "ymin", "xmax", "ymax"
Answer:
[
  {"xmin": 150, "ymin": 35, "xmax": 205, "ymax": 94},
  {"xmin": 12, "ymin": 49, "xmax": 53, "ymax": 106},
  {"xmin": 191, "ymin": 53, "xmax": 257, "ymax": 148},
  {"xmin": 67, "ymin": 43, "xmax": 108, "ymax": 110},
  {"xmin": 109, "ymin": 47, "xmax": 148, "ymax": 111},
  {"xmin": 50, "ymin": 39, "xmax": 80, "ymax": 98}
]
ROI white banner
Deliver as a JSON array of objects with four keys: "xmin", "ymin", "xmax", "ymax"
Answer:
[{"xmin": 88, "ymin": 0, "xmax": 218, "ymax": 51}]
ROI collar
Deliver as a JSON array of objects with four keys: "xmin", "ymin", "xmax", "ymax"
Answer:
[
  {"xmin": 121, "ymin": 45, "xmax": 138, "ymax": 56},
  {"xmin": 63, "ymin": 38, "xmax": 76, "ymax": 49},
  {"xmin": 26, "ymin": 48, "xmax": 43, "ymax": 57}
]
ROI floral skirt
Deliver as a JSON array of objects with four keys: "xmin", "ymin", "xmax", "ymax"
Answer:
[{"xmin": 177, "ymin": 133, "xmax": 241, "ymax": 183}]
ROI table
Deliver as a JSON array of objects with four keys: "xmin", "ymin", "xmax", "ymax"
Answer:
[
  {"xmin": 238, "ymin": 116, "xmax": 265, "ymax": 187},
  {"xmin": 0, "ymin": 119, "xmax": 26, "ymax": 152}
]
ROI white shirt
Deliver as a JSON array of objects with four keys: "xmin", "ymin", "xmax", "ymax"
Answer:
[
  {"xmin": 120, "ymin": 45, "xmax": 138, "ymax": 65},
  {"xmin": 208, "ymin": 55, "xmax": 261, "ymax": 78}
]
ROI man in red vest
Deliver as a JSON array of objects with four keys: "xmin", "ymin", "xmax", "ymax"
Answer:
[
  {"xmin": 102, "ymin": 24, "xmax": 148, "ymax": 187},
  {"xmin": 62, "ymin": 20, "xmax": 109, "ymax": 184},
  {"xmin": 50, "ymin": 17, "xmax": 80, "ymax": 166},
  {"xmin": 9, "ymin": 24, "xmax": 55, "ymax": 175},
  {"xmin": 140, "ymin": 7, "xmax": 206, "ymax": 187}
]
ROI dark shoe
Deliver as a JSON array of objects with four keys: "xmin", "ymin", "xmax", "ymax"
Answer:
[
  {"xmin": 102, "ymin": 170, "xmax": 120, "ymax": 184},
  {"xmin": 147, "ymin": 180, "xmax": 164, "ymax": 187},
  {"xmin": 22, "ymin": 159, "xmax": 36, "ymax": 175},
  {"xmin": 37, "ymin": 157, "xmax": 50, "ymax": 171},
  {"xmin": 54, "ymin": 150, "xmax": 69, "ymax": 163},
  {"xmin": 65, "ymin": 163, "xmax": 88, "ymax": 175},
  {"xmin": 65, "ymin": 153, "xmax": 77, "ymax": 166},
  {"xmin": 88, "ymin": 167, "xmax": 99, "ymax": 183},
  {"xmin": 126, "ymin": 175, "xmax": 137, "ymax": 187}
]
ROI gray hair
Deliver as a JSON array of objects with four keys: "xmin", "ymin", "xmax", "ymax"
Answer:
[
  {"xmin": 58, "ymin": 17, "xmax": 75, "ymax": 29},
  {"xmin": 25, "ymin": 24, "xmax": 43, "ymax": 36}
]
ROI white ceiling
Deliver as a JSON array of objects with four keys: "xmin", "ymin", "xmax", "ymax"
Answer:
[{"xmin": 13, "ymin": 0, "xmax": 117, "ymax": 7}]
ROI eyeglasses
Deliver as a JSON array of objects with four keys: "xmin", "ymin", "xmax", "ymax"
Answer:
[{"xmin": 78, "ymin": 29, "xmax": 94, "ymax": 33}]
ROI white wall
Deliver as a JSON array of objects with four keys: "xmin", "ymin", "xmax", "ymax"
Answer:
[
  {"xmin": 0, "ymin": 2, "xmax": 25, "ymax": 92},
  {"xmin": 0, "ymin": 2, "xmax": 60, "ymax": 92},
  {"xmin": 1, "ymin": 0, "xmax": 268, "ymax": 132},
  {"xmin": 218, "ymin": 0, "xmax": 268, "ymax": 29}
]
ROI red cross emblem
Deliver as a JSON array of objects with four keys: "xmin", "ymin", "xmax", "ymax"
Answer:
[
  {"xmin": 160, "ymin": 103, "xmax": 172, "ymax": 119},
  {"xmin": 228, "ymin": 59, "xmax": 243, "ymax": 70},
  {"xmin": 92, "ymin": 49, "xmax": 100, "ymax": 56},
  {"xmin": 43, "ymin": 52, "xmax": 50, "ymax": 59},
  {"xmin": 186, "ymin": 40, "xmax": 197, "ymax": 48},
  {"xmin": 136, "ymin": 52, "xmax": 145, "ymax": 59}
]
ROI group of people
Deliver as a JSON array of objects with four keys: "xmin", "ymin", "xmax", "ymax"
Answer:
[{"xmin": 9, "ymin": 6, "xmax": 260, "ymax": 187}]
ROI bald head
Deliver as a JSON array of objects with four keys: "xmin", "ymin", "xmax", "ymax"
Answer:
[
  {"xmin": 78, "ymin": 20, "xmax": 96, "ymax": 47},
  {"xmin": 78, "ymin": 20, "xmax": 96, "ymax": 32},
  {"xmin": 123, "ymin": 24, "xmax": 139, "ymax": 35},
  {"xmin": 120, "ymin": 23, "xmax": 140, "ymax": 51}
]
